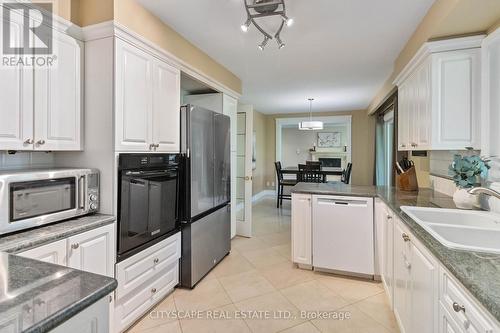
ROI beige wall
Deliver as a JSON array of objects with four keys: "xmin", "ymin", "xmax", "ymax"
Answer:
[
  {"xmin": 113, "ymin": 0, "xmax": 242, "ymax": 94},
  {"xmin": 253, "ymin": 110, "xmax": 268, "ymax": 194},
  {"xmin": 72, "ymin": 0, "xmax": 113, "ymax": 27},
  {"xmin": 261, "ymin": 110, "xmax": 375, "ymax": 188},
  {"xmin": 368, "ymin": 0, "xmax": 500, "ymax": 114}
]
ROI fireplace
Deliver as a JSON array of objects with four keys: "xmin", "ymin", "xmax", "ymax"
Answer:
[{"xmin": 319, "ymin": 157, "xmax": 342, "ymax": 168}]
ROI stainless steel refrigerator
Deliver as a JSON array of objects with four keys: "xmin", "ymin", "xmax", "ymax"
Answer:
[{"xmin": 179, "ymin": 104, "xmax": 231, "ymax": 288}]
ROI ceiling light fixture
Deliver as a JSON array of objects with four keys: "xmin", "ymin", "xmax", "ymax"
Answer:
[
  {"xmin": 241, "ymin": 0, "xmax": 293, "ymax": 50},
  {"xmin": 258, "ymin": 36, "xmax": 270, "ymax": 50},
  {"xmin": 299, "ymin": 98, "xmax": 324, "ymax": 131}
]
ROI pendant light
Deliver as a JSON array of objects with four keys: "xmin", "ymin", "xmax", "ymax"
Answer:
[{"xmin": 299, "ymin": 98, "xmax": 323, "ymax": 130}]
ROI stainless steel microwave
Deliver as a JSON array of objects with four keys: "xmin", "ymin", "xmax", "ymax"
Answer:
[{"xmin": 0, "ymin": 168, "xmax": 99, "ymax": 235}]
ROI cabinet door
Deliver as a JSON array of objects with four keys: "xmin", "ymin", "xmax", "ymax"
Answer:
[
  {"xmin": 152, "ymin": 59, "xmax": 180, "ymax": 152},
  {"xmin": 291, "ymin": 194, "xmax": 312, "ymax": 266},
  {"xmin": 382, "ymin": 213, "xmax": 394, "ymax": 303},
  {"xmin": 18, "ymin": 239, "xmax": 67, "ymax": 266},
  {"xmin": 67, "ymin": 224, "xmax": 115, "ymax": 277},
  {"xmin": 415, "ymin": 61, "xmax": 431, "ymax": 149},
  {"xmin": 393, "ymin": 219, "xmax": 411, "ymax": 333},
  {"xmin": 115, "ymin": 38, "xmax": 153, "ymax": 151},
  {"xmin": 398, "ymin": 82, "xmax": 410, "ymax": 150},
  {"xmin": 0, "ymin": 10, "xmax": 34, "ymax": 150},
  {"xmin": 439, "ymin": 305, "xmax": 462, "ymax": 333},
  {"xmin": 34, "ymin": 30, "xmax": 83, "ymax": 151},
  {"xmin": 409, "ymin": 241, "xmax": 438, "ymax": 333},
  {"xmin": 431, "ymin": 49, "xmax": 481, "ymax": 149}
]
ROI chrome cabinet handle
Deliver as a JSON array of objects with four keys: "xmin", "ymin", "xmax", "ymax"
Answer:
[
  {"xmin": 36, "ymin": 139, "xmax": 46, "ymax": 145},
  {"xmin": 453, "ymin": 302, "xmax": 465, "ymax": 313},
  {"xmin": 153, "ymin": 258, "xmax": 159, "ymax": 264},
  {"xmin": 400, "ymin": 144, "xmax": 406, "ymax": 148},
  {"xmin": 109, "ymin": 295, "xmax": 113, "ymax": 303},
  {"xmin": 402, "ymin": 233, "xmax": 410, "ymax": 242},
  {"xmin": 154, "ymin": 143, "xmax": 160, "ymax": 148},
  {"xmin": 149, "ymin": 143, "xmax": 155, "ymax": 150},
  {"xmin": 24, "ymin": 139, "xmax": 34, "ymax": 144},
  {"xmin": 151, "ymin": 288, "xmax": 157, "ymax": 294},
  {"xmin": 71, "ymin": 243, "xmax": 80, "ymax": 250},
  {"xmin": 387, "ymin": 215, "xmax": 392, "ymax": 220}
]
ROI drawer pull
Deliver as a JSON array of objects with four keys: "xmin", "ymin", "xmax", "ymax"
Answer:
[
  {"xmin": 402, "ymin": 233, "xmax": 410, "ymax": 242},
  {"xmin": 153, "ymin": 258, "xmax": 159, "ymax": 264},
  {"xmin": 151, "ymin": 288, "xmax": 157, "ymax": 294},
  {"xmin": 452, "ymin": 302, "xmax": 465, "ymax": 313}
]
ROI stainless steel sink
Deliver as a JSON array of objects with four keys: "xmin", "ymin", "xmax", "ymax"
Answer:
[{"xmin": 401, "ymin": 206, "xmax": 500, "ymax": 254}]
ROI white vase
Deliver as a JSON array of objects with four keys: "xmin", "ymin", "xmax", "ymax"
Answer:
[{"xmin": 453, "ymin": 188, "xmax": 478, "ymax": 210}]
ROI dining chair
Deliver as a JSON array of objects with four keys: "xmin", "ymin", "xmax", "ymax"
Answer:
[
  {"xmin": 341, "ymin": 163, "xmax": 353, "ymax": 184},
  {"xmin": 298, "ymin": 164, "xmax": 326, "ymax": 183},
  {"xmin": 305, "ymin": 161, "xmax": 322, "ymax": 170},
  {"xmin": 274, "ymin": 161, "xmax": 297, "ymax": 208}
]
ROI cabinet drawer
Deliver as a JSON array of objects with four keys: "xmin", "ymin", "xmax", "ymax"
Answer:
[
  {"xmin": 439, "ymin": 269, "xmax": 497, "ymax": 332},
  {"xmin": 116, "ymin": 232, "xmax": 180, "ymax": 300},
  {"xmin": 115, "ymin": 261, "xmax": 178, "ymax": 332}
]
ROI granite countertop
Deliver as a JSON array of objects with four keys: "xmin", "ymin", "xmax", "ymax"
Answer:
[
  {"xmin": 0, "ymin": 213, "xmax": 115, "ymax": 253},
  {"xmin": 291, "ymin": 182, "xmax": 500, "ymax": 323},
  {"xmin": 0, "ymin": 214, "xmax": 118, "ymax": 332},
  {"xmin": 0, "ymin": 253, "xmax": 117, "ymax": 333}
]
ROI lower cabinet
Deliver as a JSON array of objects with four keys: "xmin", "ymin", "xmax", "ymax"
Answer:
[
  {"xmin": 375, "ymin": 203, "xmax": 500, "ymax": 333},
  {"xmin": 291, "ymin": 193, "xmax": 312, "ymax": 266},
  {"xmin": 51, "ymin": 297, "xmax": 109, "ymax": 333},
  {"xmin": 114, "ymin": 232, "xmax": 181, "ymax": 332},
  {"xmin": 17, "ymin": 223, "xmax": 116, "ymax": 332}
]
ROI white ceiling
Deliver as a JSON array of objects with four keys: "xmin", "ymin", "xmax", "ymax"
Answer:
[{"xmin": 139, "ymin": 0, "xmax": 435, "ymax": 114}]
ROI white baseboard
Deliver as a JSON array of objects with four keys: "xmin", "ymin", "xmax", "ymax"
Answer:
[{"xmin": 252, "ymin": 190, "xmax": 275, "ymax": 203}]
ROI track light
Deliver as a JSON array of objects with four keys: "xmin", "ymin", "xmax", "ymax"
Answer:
[
  {"xmin": 276, "ymin": 35, "xmax": 285, "ymax": 49},
  {"xmin": 258, "ymin": 36, "xmax": 270, "ymax": 51},
  {"xmin": 241, "ymin": 18, "xmax": 251, "ymax": 32},
  {"xmin": 282, "ymin": 15, "xmax": 294, "ymax": 27}
]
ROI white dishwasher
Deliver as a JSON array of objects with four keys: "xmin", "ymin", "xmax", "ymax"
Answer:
[{"xmin": 312, "ymin": 195, "xmax": 374, "ymax": 276}]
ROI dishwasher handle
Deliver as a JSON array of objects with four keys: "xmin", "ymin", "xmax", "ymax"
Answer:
[{"xmin": 316, "ymin": 197, "xmax": 369, "ymax": 207}]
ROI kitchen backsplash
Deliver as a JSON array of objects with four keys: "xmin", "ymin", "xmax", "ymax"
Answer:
[
  {"xmin": 429, "ymin": 150, "xmax": 480, "ymax": 178},
  {"xmin": 0, "ymin": 151, "xmax": 55, "ymax": 170}
]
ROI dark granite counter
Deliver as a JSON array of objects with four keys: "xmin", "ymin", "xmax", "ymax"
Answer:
[
  {"xmin": 0, "ymin": 253, "xmax": 117, "ymax": 333},
  {"xmin": 0, "ymin": 214, "xmax": 115, "ymax": 253},
  {"xmin": 0, "ymin": 214, "xmax": 118, "ymax": 332},
  {"xmin": 291, "ymin": 183, "xmax": 500, "ymax": 323}
]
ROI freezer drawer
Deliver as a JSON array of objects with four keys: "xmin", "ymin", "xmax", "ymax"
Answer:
[
  {"xmin": 312, "ymin": 195, "xmax": 374, "ymax": 276},
  {"xmin": 181, "ymin": 205, "xmax": 231, "ymax": 288}
]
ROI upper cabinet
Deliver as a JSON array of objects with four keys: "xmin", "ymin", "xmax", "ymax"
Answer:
[
  {"xmin": 394, "ymin": 36, "xmax": 483, "ymax": 151},
  {"xmin": 0, "ymin": 11, "xmax": 83, "ymax": 151},
  {"xmin": 115, "ymin": 38, "xmax": 180, "ymax": 153}
]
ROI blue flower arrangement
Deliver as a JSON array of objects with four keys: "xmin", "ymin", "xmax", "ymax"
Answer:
[{"xmin": 448, "ymin": 154, "xmax": 490, "ymax": 188}]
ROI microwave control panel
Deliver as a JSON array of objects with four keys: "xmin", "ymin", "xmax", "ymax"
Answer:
[{"xmin": 88, "ymin": 173, "xmax": 99, "ymax": 212}]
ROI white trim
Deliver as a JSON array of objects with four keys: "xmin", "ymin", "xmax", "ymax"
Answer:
[
  {"xmin": 252, "ymin": 190, "xmax": 275, "ymax": 203},
  {"xmin": 275, "ymin": 115, "xmax": 352, "ymax": 169},
  {"xmin": 81, "ymin": 21, "xmax": 241, "ymax": 100},
  {"xmin": 394, "ymin": 34, "xmax": 485, "ymax": 86}
]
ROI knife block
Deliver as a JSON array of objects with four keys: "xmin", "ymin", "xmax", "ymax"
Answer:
[{"xmin": 396, "ymin": 166, "xmax": 418, "ymax": 192}]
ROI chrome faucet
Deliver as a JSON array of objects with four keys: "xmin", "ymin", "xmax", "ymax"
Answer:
[{"xmin": 468, "ymin": 187, "xmax": 500, "ymax": 200}]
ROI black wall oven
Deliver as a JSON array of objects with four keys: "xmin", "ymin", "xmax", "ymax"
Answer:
[{"xmin": 117, "ymin": 154, "xmax": 180, "ymax": 261}]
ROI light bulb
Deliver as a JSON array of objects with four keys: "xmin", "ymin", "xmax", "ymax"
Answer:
[
  {"xmin": 241, "ymin": 18, "xmax": 251, "ymax": 32},
  {"xmin": 258, "ymin": 36, "xmax": 270, "ymax": 50}
]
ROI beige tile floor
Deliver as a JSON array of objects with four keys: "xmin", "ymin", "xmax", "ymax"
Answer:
[{"xmin": 127, "ymin": 198, "xmax": 400, "ymax": 333}]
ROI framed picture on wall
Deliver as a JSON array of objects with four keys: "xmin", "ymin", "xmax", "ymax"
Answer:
[{"xmin": 317, "ymin": 132, "xmax": 341, "ymax": 148}]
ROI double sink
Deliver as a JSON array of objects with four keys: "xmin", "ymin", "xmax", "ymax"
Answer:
[{"xmin": 401, "ymin": 206, "xmax": 500, "ymax": 254}]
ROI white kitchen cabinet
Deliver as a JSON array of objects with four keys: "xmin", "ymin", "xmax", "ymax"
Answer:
[
  {"xmin": 393, "ymin": 216, "xmax": 438, "ymax": 333},
  {"xmin": 67, "ymin": 224, "xmax": 115, "ymax": 277},
  {"xmin": 115, "ymin": 38, "xmax": 180, "ymax": 152},
  {"xmin": 18, "ymin": 239, "xmax": 67, "ymax": 266},
  {"xmin": 375, "ymin": 199, "xmax": 394, "ymax": 304},
  {"xmin": 291, "ymin": 193, "xmax": 312, "ymax": 267},
  {"xmin": 0, "ymin": 13, "xmax": 83, "ymax": 151},
  {"xmin": 395, "ymin": 36, "xmax": 483, "ymax": 151},
  {"xmin": 152, "ymin": 60, "xmax": 180, "ymax": 152},
  {"xmin": 34, "ymin": 29, "xmax": 83, "ymax": 151},
  {"xmin": 51, "ymin": 297, "xmax": 109, "ymax": 333}
]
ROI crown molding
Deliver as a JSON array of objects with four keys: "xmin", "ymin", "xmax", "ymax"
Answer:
[{"xmin": 393, "ymin": 34, "xmax": 485, "ymax": 86}]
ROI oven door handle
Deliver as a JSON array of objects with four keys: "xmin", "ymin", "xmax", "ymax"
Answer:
[{"xmin": 78, "ymin": 175, "xmax": 85, "ymax": 210}]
